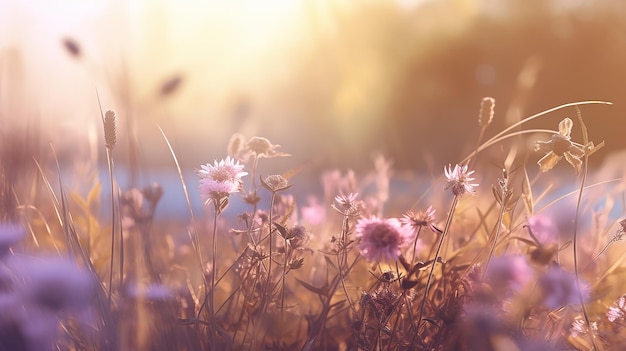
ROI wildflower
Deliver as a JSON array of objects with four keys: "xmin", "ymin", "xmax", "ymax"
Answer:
[
  {"xmin": 484, "ymin": 255, "xmax": 533, "ymax": 294},
  {"xmin": 444, "ymin": 164, "xmax": 478, "ymax": 196},
  {"xmin": 198, "ymin": 156, "xmax": 247, "ymax": 203},
  {"xmin": 260, "ymin": 174, "xmax": 291, "ymax": 192},
  {"xmin": 335, "ymin": 192, "xmax": 359, "ymax": 209},
  {"xmin": 11, "ymin": 256, "xmax": 94, "ymax": 313},
  {"xmin": 401, "ymin": 206, "xmax": 439, "ymax": 233},
  {"xmin": 244, "ymin": 136, "xmax": 289, "ymax": 158},
  {"xmin": 607, "ymin": 294, "xmax": 626, "ymax": 322},
  {"xmin": 355, "ymin": 216, "xmax": 413, "ymax": 262},
  {"xmin": 333, "ymin": 192, "xmax": 361, "ymax": 215},
  {"xmin": 527, "ymin": 214, "xmax": 559, "ymax": 245},
  {"xmin": 538, "ymin": 266, "xmax": 588, "ymax": 309},
  {"xmin": 535, "ymin": 117, "xmax": 585, "ymax": 174}
]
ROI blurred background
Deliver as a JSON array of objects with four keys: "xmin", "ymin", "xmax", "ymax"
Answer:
[{"xmin": 0, "ymin": 0, "xmax": 625, "ymax": 179}]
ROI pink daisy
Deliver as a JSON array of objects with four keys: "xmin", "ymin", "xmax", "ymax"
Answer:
[
  {"xmin": 444, "ymin": 164, "xmax": 478, "ymax": 196},
  {"xmin": 355, "ymin": 216, "xmax": 413, "ymax": 262},
  {"xmin": 198, "ymin": 156, "xmax": 248, "ymax": 203}
]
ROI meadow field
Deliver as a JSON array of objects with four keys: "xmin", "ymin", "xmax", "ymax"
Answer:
[{"xmin": 1, "ymin": 1, "xmax": 626, "ymax": 350}]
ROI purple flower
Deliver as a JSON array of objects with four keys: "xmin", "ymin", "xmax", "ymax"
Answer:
[
  {"xmin": 538, "ymin": 266, "xmax": 588, "ymax": 309},
  {"xmin": 444, "ymin": 164, "xmax": 478, "ymax": 196},
  {"xmin": 355, "ymin": 216, "xmax": 413, "ymax": 262},
  {"xmin": 198, "ymin": 156, "xmax": 247, "ymax": 203},
  {"xmin": 15, "ymin": 256, "xmax": 94, "ymax": 313}
]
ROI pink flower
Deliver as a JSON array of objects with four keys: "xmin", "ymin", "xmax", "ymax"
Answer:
[
  {"xmin": 198, "ymin": 156, "xmax": 247, "ymax": 183},
  {"xmin": 198, "ymin": 156, "xmax": 247, "ymax": 203},
  {"xmin": 401, "ymin": 206, "xmax": 439, "ymax": 233},
  {"xmin": 301, "ymin": 197, "xmax": 327, "ymax": 226},
  {"xmin": 444, "ymin": 164, "xmax": 478, "ymax": 196},
  {"xmin": 527, "ymin": 214, "xmax": 559, "ymax": 244},
  {"xmin": 484, "ymin": 255, "xmax": 533, "ymax": 293},
  {"xmin": 355, "ymin": 216, "xmax": 413, "ymax": 262}
]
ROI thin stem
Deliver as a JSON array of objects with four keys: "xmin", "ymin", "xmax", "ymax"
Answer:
[
  {"xmin": 157, "ymin": 126, "xmax": 203, "ymax": 269},
  {"xmin": 483, "ymin": 184, "xmax": 508, "ymax": 278},
  {"xmin": 416, "ymin": 195, "xmax": 459, "ymax": 334},
  {"xmin": 572, "ymin": 109, "xmax": 599, "ymax": 350},
  {"xmin": 105, "ymin": 150, "xmax": 115, "ymax": 307},
  {"xmin": 209, "ymin": 201, "xmax": 220, "ymax": 350},
  {"xmin": 410, "ymin": 225, "xmax": 423, "ymax": 267}
]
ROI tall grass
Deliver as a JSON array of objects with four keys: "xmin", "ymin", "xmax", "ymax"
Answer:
[{"xmin": 3, "ymin": 99, "xmax": 626, "ymax": 351}]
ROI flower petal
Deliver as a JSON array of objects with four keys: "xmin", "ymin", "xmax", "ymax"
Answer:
[
  {"xmin": 567, "ymin": 144, "xmax": 585, "ymax": 158},
  {"xmin": 558, "ymin": 118, "xmax": 573, "ymax": 137},
  {"xmin": 534, "ymin": 140, "xmax": 554, "ymax": 153},
  {"xmin": 564, "ymin": 152, "xmax": 582, "ymax": 175},
  {"xmin": 537, "ymin": 152, "xmax": 562, "ymax": 172}
]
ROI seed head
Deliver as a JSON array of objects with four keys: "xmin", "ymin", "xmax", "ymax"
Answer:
[
  {"xmin": 478, "ymin": 97, "xmax": 495, "ymax": 127},
  {"xmin": 103, "ymin": 110, "xmax": 117, "ymax": 150}
]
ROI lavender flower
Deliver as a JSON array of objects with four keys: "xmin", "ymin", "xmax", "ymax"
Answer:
[
  {"xmin": 16, "ymin": 256, "xmax": 94, "ymax": 313},
  {"xmin": 538, "ymin": 266, "xmax": 588, "ymax": 309},
  {"xmin": 444, "ymin": 164, "xmax": 478, "ymax": 196},
  {"xmin": 198, "ymin": 156, "xmax": 247, "ymax": 203},
  {"xmin": 0, "ymin": 255, "xmax": 94, "ymax": 351},
  {"xmin": 355, "ymin": 216, "xmax": 413, "ymax": 262}
]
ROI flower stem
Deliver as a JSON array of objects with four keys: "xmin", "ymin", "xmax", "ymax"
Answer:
[
  {"xmin": 416, "ymin": 195, "xmax": 459, "ymax": 334},
  {"xmin": 209, "ymin": 201, "xmax": 220, "ymax": 349}
]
